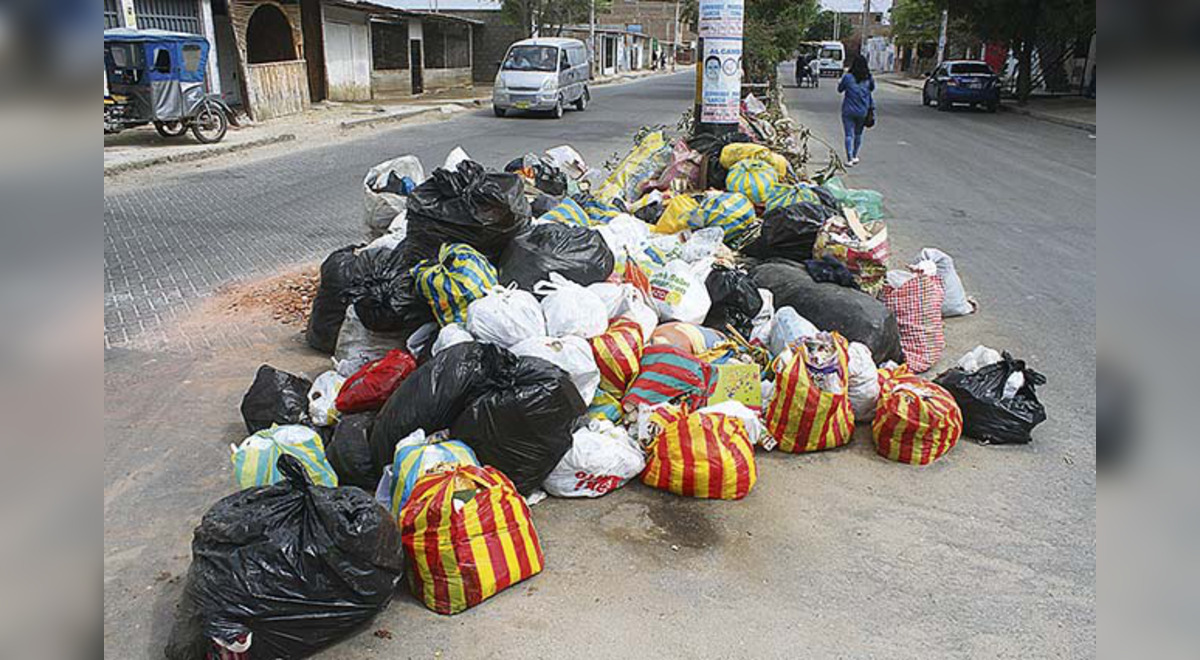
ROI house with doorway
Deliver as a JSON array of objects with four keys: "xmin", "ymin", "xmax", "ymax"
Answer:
[{"xmin": 105, "ymin": 0, "xmax": 480, "ymax": 122}]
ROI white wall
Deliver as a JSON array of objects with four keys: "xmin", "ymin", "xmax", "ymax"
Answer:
[{"xmin": 323, "ymin": 6, "xmax": 373, "ymax": 101}]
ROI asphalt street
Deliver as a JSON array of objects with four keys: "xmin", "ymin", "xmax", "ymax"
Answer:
[
  {"xmin": 104, "ymin": 67, "xmax": 1095, "ymax": 659},
  {"xmin": 104, "ymin": 72, "xmax": 697, "ymax": 349}
]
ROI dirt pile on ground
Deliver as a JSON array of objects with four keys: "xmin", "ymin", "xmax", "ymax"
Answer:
[{"xmin": 216, "ymin": 266, "xmax": 319, "ymax": 326}]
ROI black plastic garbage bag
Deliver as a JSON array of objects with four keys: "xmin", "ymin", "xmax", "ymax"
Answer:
[
  {"xmin": 741, "ymin": 202, "xmax": 829, "ymax": 261},
  {"xmin": 934, "ymin": 353, "xmax": 1048, "ymax": 445},
  {"xmin": 687, "ymin": 131, "xmax": 753, "ymax": 190},
  {"xmin": 345, "ymin": 246, "xmax": 433, "ymax": 334},
  {"xmin": 812, "ymin": 185, "xmax": 841, "ymax": 215},
  {"xmin": 451, "ymin": 354, "xmax": 585, "ymax": 495},
  {"xmin": 404, "ymin": 160, "xmax": 530, "ymax": 263},
  {"xmin": 306, "ymin": 245, "xmax": 362, "ymax": 354},
  {"xmin": 240, "ymin": 365, "xmax": 312, "ymax": 434},
  {"xmin": 703, "ymin": 264, "xmax": 763, "ymax": 338},
  {"xmin": 164, "ymin": 455, "xmax": 402, "ymax": 660},
  {"xmin": 497, "ymin": 223, "xmax": 615, "ymax": 290},
  {"xmin": 531, "ymin": 192, "xmax": 563, "ymax": 217},
  {"xmin": 369, "ymin": 342, "xmax": 510, "ymax": 479},
  {"xmin": 805, "ymin": 255, "xmax": 860, "ymax": 289},
  {"xmin": 326, "ymin": 412, "xmax": 379, "ymax": 491},
  {"xmin": 634, "ymin": 199, "xmax": 664, "ymax": 223},
  {"xmin": 504, "ymin": 155, "xmax": 569, "ymax": 197},
  {"xmin": 752, "ymin": 260, "xmax": 904, "ymax": 364}
]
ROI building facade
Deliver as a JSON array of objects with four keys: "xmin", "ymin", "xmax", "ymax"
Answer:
[{"xmin": 105, "ymin": 0, "xmax": 480, "ymax": 121}]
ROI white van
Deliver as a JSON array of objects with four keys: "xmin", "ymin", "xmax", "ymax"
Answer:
[
  {"xmin": 493, "ymin": 38, "xmax": 591, "ymax": 119},
  {"xmin": 816, "ymin": 40, "xmax": 845, "ymax": 77}
]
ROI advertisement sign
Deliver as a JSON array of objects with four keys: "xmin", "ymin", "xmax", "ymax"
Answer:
[
  {"xmin": 700, "ymin": 38, "xmax": 742, "ymax": 123},
  {"xmin": 698, "ymin": 0, "xmax": 744, "ymax": 38}
]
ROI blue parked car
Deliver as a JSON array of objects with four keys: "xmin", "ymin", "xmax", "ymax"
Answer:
[{"xmin": 922, "ymin": 60, "xmax": 1001, "ymax": 112}]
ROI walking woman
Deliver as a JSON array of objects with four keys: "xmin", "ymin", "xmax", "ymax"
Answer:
[{"xmin": 838, "ymin": 54, "xmax": 875, "ymax": 166}]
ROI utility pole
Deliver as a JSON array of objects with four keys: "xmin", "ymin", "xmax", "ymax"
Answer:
[
  {"xmin": 694, "ymin": 0, "xmax": 743, "ymax": 135},
  {"xmin": 833, "ymin": 12, "xmax": 840, "ymax": 40},
  {"xmin": 936, "ymin": 7, "xmax": 948, "ymax": 64},
  {"xmin": 590, "ymin": 0, "xmax": 596, "ymax": 77},
  {"xmin": 671, "ymin": 0, "xmax": 680, "ymax": 70},
  {"xmin": 860, "ymin": 0, "xmax": 871, "ymax": 54}
]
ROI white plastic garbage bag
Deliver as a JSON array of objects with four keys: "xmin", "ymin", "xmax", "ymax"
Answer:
[
  {"xmin": 919, "ymin": 247, "xmax": 976, "ymax": 317},
  {"xmin": 749, "ymin": 288, "xmax": 775, "ymax": 345},
  {"xmin": 767, "ymin": 306, "xmax": 819, "ymax": 356},
  {"xmin": 648, "ymin": 259, "xmax": 712, "ymax": 324},
  {"xmin": 465, "ymin": 286, "xmax": 546, "ymax": 348},
  {"xmin": 363, "ymin": 155, "xmax": 423, "ymax": 236},
  {"xmin": 432, "ymin": 323, "xmax": 474, "ymax": 356},
  {"xmin": 405, "ymin": 322, "xmax": 439, "ymax": 358},
  {"xmin": 510, "ymin": 335, "xmax": 600, "ymax": 405},
  {"xmin": 698, "ymin": 400, "xmax": 773, "ymax": 450},
  {"xmin": 846, "ymin": 341, "xmax": 880, "ymax": 420},
  {"xmin": 544, "ymin": 145, "xmax": 588, "ymax": 180},
  {"xmin": 956, "ymin": 345, "xmax": 1002, "ymax": 373},
  {"xmin": 443, "ymin": 146, "xmax": 471, "ymax": 171},
  {"xmin": 596, "ymin": 213, "xmax": 650, "ymax": 257},
  {"xmin": 535, "ymin": 273, "xmax": 609, "ymax": 338},
  {"xmin": 364, "ymin": 231, "xmax": 403, "ymax": 253},
  {"xmin": 587, "ymin": 282, "xmax": 657, "ymax": 341},
  {"xmin": 334, "ymin": 305, "xmax": 407, "ymax": 377},
  {"xmin": 543, "ymin": 420, "xmax": 646, "ymax": 498},
  {"xmin": 680, "ymin": 227, "xmax": 726, "ymax": 263},
  {"xmin": 307, "ymin": 370, "xmax": 346, "ymax": 427}
]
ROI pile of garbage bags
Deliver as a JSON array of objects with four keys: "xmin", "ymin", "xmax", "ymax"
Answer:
[{"xmin": 170, "ymin": 106, "xmax": 1048, "ymax": 658}]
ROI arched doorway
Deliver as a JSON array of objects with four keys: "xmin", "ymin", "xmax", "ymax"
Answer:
[{"xmin": 246, "ymin": 4, "xmax": 295, "ymax": 64}]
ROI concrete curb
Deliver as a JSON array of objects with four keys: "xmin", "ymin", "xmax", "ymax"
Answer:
[
  {"xmin": 339, "ymin": 105, "xmax": 457, "ymax": 130},
  {"xmin": 103, "ymin": 133, "xmax": 297, "ymax": 177},
  {"xmin": 999, "ymin": 104, "xmax": 1096, "ymax": 133}
]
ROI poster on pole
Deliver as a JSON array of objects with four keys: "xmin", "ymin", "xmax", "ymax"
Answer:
[
  {"xmin": 698, "ymin": 0, "xmax": 744, "ymax": 38},
  {"xmin": 700, "ymin": 38, "xmax": 742, "ymax": 123}
]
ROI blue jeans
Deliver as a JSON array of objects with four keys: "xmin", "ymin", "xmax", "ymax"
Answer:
[{"xmin": 842, "ymin": 113, "xmax": 866, "ymax": 160}]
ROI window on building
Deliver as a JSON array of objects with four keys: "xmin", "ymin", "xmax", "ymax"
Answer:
[
  {"xmin": 424, "ymin": 20, "xmax": 470, "ymax": 69},
  {"xmin": 182, "ymin": 45, "xmax": 203, "ymax": 73},
  {"xmin": 371, "ymin": 21, "xmax": 409, "ymax": 70}
]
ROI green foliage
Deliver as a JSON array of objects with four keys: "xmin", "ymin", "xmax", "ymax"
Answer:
[
  {"xmin": 890, "ymin": 0, "xmax": 942, "ymax": 46},
  {"xmin": 803, "ymin": 10, "xmax": 837, "ymax": 42},
  {"xmin": 955, "ymin": 0, "xmax": 1094, "ymax": 100},
  {"xmin": 501, "ymin": 0, "xmax": 612, "ymax": 37},
  {"xmin": 743, "ymin": 0, "xmax": 821, "ymax": 85}
]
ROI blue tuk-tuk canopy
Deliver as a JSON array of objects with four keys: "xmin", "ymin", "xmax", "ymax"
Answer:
[
  {"xmin": 104, "ymin": 28, "xmax": 210, "ymax": 84},
  {"xmin": 104, "ymin": 28, "xmax": 206, "ymax": 45}
]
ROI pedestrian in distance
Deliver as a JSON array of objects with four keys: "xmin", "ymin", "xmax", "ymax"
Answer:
[{"xmin": 838, "ymin": 54, "xmax": 875, "ymax": 166}]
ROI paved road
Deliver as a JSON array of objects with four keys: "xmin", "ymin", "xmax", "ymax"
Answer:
[
  {"xmin": 783, "ymin": 63, "xmax": 1097, "ymax": 651},
  {"xmin": 103, "ymin": 72, "xmax": 695, "ymax": 350},
  {"xmin": 105, "ymin": 68, "xmax": 1095, "ymax": 659}
]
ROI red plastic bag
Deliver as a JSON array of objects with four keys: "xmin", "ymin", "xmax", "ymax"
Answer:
[{"xmin": 335, "ymin": 349, "xmax": 418, "ymax": 413}]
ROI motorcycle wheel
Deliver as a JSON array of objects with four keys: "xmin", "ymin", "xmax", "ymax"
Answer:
[
  {"xmin": 191, "ymin": 103, "xmax": 229, "ymax": 144},
  {"xmin": 154, "ymin": 121, "xmax": 187, "ymax": 138}
]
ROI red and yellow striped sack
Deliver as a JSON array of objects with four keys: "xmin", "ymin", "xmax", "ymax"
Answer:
[
  {"xmin": 765, "ymin": 333, "xmax": 856, "ymax": 453},
  {"xmin": 872, "ymin": 366, "xmax": 963, "ymax": 465},
  {"xmin": 399, "ymin": 465, "xmax": 544, "ymax": 615},
  {"xmin": 590, "ymin": 317, "xmax": 645, "ymax": 396},
  {"xmin": 641, "ymin": 406, "xmax": 757, "ymax": 500}
]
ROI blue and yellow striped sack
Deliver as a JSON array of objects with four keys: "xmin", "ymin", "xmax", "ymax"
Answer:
[
  {"xmin": 230, "ymin": 425, "xmax": 338, "ymax": 490},
  {"xmin": 697, "ymin": 192, "xmax": 759, "ymax": 246},
  {"xmin": 587, "ymin": 390, "xmax": 623, "ymax": 424},
  {"xmin": 412, "ymin": 243, "xmax": 499, "ymax": 326},
  {"xmin": 539, "ymin": 197, "xmax": 593, "ymax": 228},
  {"xmin": 390, "ymin": 436, "xmax": 479, "ymax": 518},
  {"xmin": 763, "ymin": 183, "xmax": 822, "ymax": 212},
  {"xmin": 725, "ymin": 159, "xmax": 779, "ymax": 205},
  {"xmin": 579, "ymin": 195, "xmax": 621, "ymax": 225}
]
